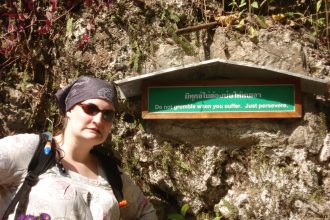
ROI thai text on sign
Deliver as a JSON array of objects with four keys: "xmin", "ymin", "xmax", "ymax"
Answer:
[{"xmin": 142, "ymin": 79, "xmax": 301, "ymax": 119}]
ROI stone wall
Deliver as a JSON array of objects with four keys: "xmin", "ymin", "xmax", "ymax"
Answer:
[{"xmin": 113, "ymin": 26, "xmax": 330, "ymax": 219}]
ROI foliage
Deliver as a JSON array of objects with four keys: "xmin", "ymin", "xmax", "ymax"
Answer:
[
  {"xmin": 196, "ymin": 212, "xmax": 223, "ymax": 220},
  {"xmin": 168, "ymin": 203, "xmax": 190, "ymax": 220},
  {"xmin": 168, "ymin": 203, "xmax": 223, "ymax": 220},
  {"xmin": 0, "ymin": 0, "xmax": 116, "ymax": 132},
  {"xmin": 2, "ymin": 0, "xmax": 327, "ymax": 78}
]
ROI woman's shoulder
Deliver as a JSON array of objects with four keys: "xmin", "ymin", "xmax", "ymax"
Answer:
[
  {"xmin": 0, "ymin": 133, "xmax": 40, "ymax": 155},
  {"xmin": 1, "ymin": 133, "xmax": 40, "ymax": 144},
  {"xmin": 0, "ymin": 133, "xmax": 41, "ymax": 183}
]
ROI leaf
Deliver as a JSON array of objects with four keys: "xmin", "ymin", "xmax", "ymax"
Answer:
[
  {"xmin": 285, "ymin": 12, "xmax": 304, "ymax": 18},
  {"xmin": 132, "ymin": 40, "xmax": 138, "ymax": 49},
  {"xmin": 228, "ymin": 1, "xmax": 238, "ymax": 8},
  {"xmin": 272, "ymin": 13, "xmax": 285, "ymax": 21},
  {"xmin": 235, "ymin": 18, "xmax": 245, "ymax": 30},
  {"xmin": 239, "ymin": 0, "xmax": 246, "ymax": 8},
  {"xmin": 251, "ymin": 1, "xmax": 259, "ymax": 9},
  {"xmin": 180, "ymin": 203, "xmax": 190, "ymax": 217},
  {"xmin": 256, "ymin": 16, "xmax": 267, "ymax": 29},
  {"xmin": 50, "ymin": 0, "xmax": 57, "ymax": 12},
  {"xmin": 18, "ymin": 13, "xmax": 27, "ymax": 21},
  {"xmin": 248, "ymin": 26, "xmax": 258, "ymax": 39},
  {"xmin": 293, "ymin": 12, "xmax": 304, "ymax": 17},
  {"xmin": 316, "ymin": 17, "xmax": 325, "ymax": 26},
  {"xmin": 66, "ymin": 17, "xmax": 73, "ymax": 37},
  {"xmin": 170, "ymin": 13, "xmax": 180, "ymax": 23},
  {"xmin": 215, "ymin": 15, "xmax": 237, "ymax": 26},
  {"xmin": 82, "ymin": 34, "xmax": 89, "ymax": 41},
  {"xmin": 167, "ymin": 213, "xmax": 185, "ymax": 220},
  {"xmin": 316, "ymin": 0, "xmax": 322, "ymax": 13},
  {"xmin": 163, "ymin": 9, "xmax": 180, "ymax": 23},
  {"xmin": 45, "ymin": 11, "xmax": 53, "ymax": 21},
  {"xmin": 130, "ymin": 41, "xmax": 141, "ymax": 72}
]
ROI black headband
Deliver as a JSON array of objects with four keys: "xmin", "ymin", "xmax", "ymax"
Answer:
[{"xmin": 55, "ymin": 76, "xmax": 117, "ymax": 115}]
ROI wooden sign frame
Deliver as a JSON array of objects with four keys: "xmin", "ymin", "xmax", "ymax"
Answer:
[{"xmin": 142, "ymin": 79, "xmax": 302, "ymax": 119}]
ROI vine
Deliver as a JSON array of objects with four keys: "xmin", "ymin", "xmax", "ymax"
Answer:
[{"xmin": 0, "ymin": 0, "xmax": 114, "ymax": 79}]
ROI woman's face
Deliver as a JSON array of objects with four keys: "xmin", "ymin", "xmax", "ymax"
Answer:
[{"xmin": 65, "ymin": 98, "xmax": 115, "ymax": 145}]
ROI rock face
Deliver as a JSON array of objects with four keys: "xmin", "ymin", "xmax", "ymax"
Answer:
[
  {"xmin": 126, "ymin": 14, "xmax": 329, "ymax": 218},
  {"xmin": 1, "ymin": 1, "xmax": 330, "ymax": 219},
  {"xmin": 114, "ymin": 21, "xmax": 330, "ymax": 219},
  {"xmin": 117, "ymin": 103, "xmax": 330, "ymax": 218}
]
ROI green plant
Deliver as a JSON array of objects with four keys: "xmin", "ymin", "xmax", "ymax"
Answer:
[
  {"xmin": 221, "ymin": 199, "xmax": 238, "ymax": 217},
  {"xmin": 130, "ymin": 40, "xmax": 143, "ymax": 72},
  {"xmin": 168, "ymin": 203, "xmax": 190, "ymax": 220},
  {"xmin": 197, "ymin": 212, "xmax": 223, "ymax": 220},
  {"xmin": 160, "ymin": 6, "xmax": 196, "ymax": 56},
  {"xmin": 229, "ymin": 0, "xmax": 246, "ymax": 12},
  {"xmin": 160, "ymin": 142, "xmax": 174, "ymax": 170},
  {"xmin": 175, "ymin": 157, "xmax": 192, "ymax": 172}
]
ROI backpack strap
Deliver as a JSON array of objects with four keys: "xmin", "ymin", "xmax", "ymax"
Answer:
[
  {"xmin": 90, "ymin": 147, "xmax": 125, "ymax": 206},
  {"xmin": 2, "ymin": 132, "xmax": 56, "ymax": 220}
]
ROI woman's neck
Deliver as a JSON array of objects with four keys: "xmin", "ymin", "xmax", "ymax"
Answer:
[
  {"xmin": 54, "ymin": 134, "xmax": 93, "ymax": 163},
  {"xmin": 54, "ymin": 134, "xmax": 99, "ymax": 179}
]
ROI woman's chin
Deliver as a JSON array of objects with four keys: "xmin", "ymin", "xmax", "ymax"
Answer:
[{"xmin": 82, "ymin": 132, "xmax": 105, "ymax": 144}]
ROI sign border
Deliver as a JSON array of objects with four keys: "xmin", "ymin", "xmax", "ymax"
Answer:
[{"xmin": 142, "ymin": 79, "xmax": 302, "ymax": 119}]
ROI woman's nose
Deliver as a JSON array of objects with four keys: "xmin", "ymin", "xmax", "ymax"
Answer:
[{"xmin": 92, "ymin": 112, "xmax": 104, "ymax": 123}]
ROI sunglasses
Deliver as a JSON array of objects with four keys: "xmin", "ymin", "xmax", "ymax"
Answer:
[{"xmin": 78, "ymin": 103, "xmax": 115, "ymax": 122}]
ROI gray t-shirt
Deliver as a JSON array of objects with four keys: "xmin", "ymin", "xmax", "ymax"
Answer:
[{"xmin": 0, "ymin": 133, "xmax": 157, "ymax": 220}]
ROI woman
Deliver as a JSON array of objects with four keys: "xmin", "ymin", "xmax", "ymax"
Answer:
[{"xmin": 0, "ymin": 76, "xmax": 157, "ymax": 219}]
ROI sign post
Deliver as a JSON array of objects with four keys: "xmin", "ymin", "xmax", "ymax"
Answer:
[{"xmin": 142, "ymin": 79, "xmax": 301, "ymax": 119}]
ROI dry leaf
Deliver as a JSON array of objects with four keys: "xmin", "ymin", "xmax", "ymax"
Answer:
[
  {"xmin": 272, "ymin": 14, "xmax": 285, "ymax": 21},
  {"xmin": 214, "ymin": 15, "xmax": 237, "ymax": 26}
]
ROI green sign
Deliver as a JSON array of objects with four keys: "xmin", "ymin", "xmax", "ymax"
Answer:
[{"xmin": 148, "ymin": 84, "xmax": 296, "ymax": 113}]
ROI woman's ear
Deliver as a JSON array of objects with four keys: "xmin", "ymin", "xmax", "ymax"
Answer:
[{"xmin": 66, "ymin": 109, "xmax": 72, "ymax": 119}]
